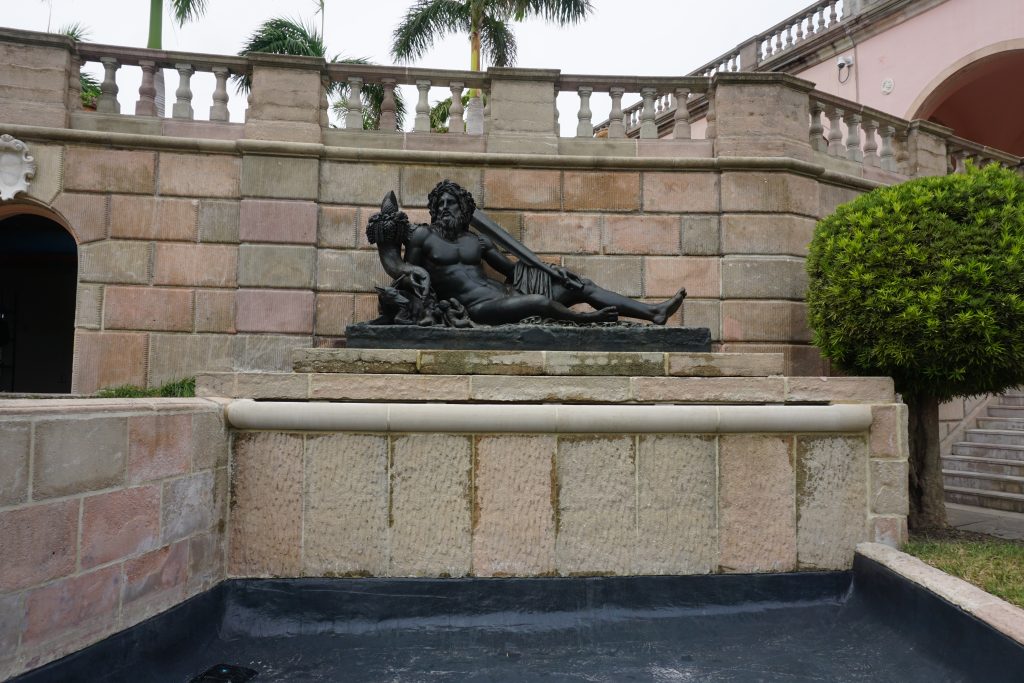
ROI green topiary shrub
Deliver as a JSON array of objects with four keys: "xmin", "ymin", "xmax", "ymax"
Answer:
[{"xmin": 807, "ymin": 163, "xmax": 1024, "ymax": 527}]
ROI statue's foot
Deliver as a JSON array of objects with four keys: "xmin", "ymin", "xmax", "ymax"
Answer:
[
  {"xmin": 651, "ymin": 288, "xmax": 687, "ymax": 325},
  {"xmin": 580, "ymin": 306, "xmax": 618, "ymax": 323}
]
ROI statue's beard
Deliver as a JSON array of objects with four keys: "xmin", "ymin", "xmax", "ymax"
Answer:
[{"xmin": 434, "ymin": 216, "xmax": 464, "ymax": 241}]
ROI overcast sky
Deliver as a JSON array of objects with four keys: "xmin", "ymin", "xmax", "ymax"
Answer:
[{"xmin": 5, "ymin": 0, "xmax": 818, "ymax": 132}]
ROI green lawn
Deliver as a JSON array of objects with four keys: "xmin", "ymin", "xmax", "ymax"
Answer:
[
  {"xmin": 904, "ymin": 529, "xmax": 1024, "ymax": 608},
  {"xmin": 95, "ymin": 377, "xmax": 196, "ymax": 398}
]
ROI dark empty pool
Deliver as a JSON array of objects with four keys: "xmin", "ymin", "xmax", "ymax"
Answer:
[{"xmin": 14, "ymin": 555, "xmax": 1024, "ymax": 682}]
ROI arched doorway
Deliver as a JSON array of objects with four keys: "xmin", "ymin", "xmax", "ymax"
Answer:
[{"xmin": 0, "ymin": 211, "xmax": 77, "ymax": 393}]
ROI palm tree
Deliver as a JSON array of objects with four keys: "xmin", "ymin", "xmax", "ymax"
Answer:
[
  {"xmin": 57, "ymin": 22, "xmax": 101, "ymax": 108},
  {"xmin": 147, "ymin": 0, "xmax": 208, "ymax": 49},
  {"xmin": 237, "ymin": 17, "xmax": 406, "ymax": 131}
]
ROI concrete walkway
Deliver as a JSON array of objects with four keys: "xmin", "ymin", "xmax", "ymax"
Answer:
[{"xmin": 947, "ymin": 503, "xmax": 1024, "ymax": 540}]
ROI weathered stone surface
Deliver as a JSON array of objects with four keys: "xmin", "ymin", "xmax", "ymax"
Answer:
[
  {"xmin": 564, "ymin": 171, "xmax": 640, "ymax": 211},
  {"xmin": 0, "ymin": 421, "xmax": 30, "ymax": 506},
  {"xmin": 64, "ymin": 147, "xmax": 155, "ymax": 194},
  {"xmin": 320, "ymin": 162, "xmax": 400, "ymax": 205},
  {"xmin": 233, "ymin": 372, "xmax": 309, "ymax": 399},
  {"xmin": 148, "ymin": 333, "xmax": 237, "ymax": 385},
  {"xmin": 316, "ymin": 249, "xmax": 388, "ymax": 292},
  {"xmin": 721, "ymin": 256, "xmax": 807, "ymax": 299},
  {"xmin": 314, "ymin": 293, "xmax": 355, "ymax": 336},
  {"xmin": 390, "ymin": 434, "xmax": 472, "ymax": 577},
  {"xmin": 518, "ymin": 212, "xmax": 600, "ymax": 254},
  {"xmin": 187, "ymin": 530, "xmax": 225, "ymax": 592},
  {"xmin": 0, "ymin": 592, "xmax": 24, "ymax": 673},
  {"xmin": 318, "ymin": 205, "xmax": 358, "ymax": 249},
  {"xmin": 192, "ymin": 411, "xmax": 229, "ymax": 471},
  {"xmin": 0, "ymin": 500, "xmax": 78, "ymax": 592},
  {"xmin": 422, "ymin": 350, "xmax": 545, "ymax": 376},
  {"xmin": 310, "ymin": 374, "xmax": 469, "ymax": 401},
  {"xmin": 79, "ymin": 240, "xmax": 151, "ymax": 284},
  {"xmin": 236, "ymin": 289, "xmax": 314, "ymax": 334},
  {"xmin": 195, "ymin": 290, "xmax": 237, "ymax": 333},
  {"xmin": 25, "ymin": 143, "xmax": 62, "ymax": 204},
  {"xmin": 401, "ymin": 166, "xmax": 483, "ymax": 208},
  {"xmin": 721, "ymin": 214, "xmax": 816, "ymax": 256},
  {"xmin": 603, "ymin": 215, "xmax": 680, "ymax": 255},
  {"xmin": 121, "ymin": 540, "xmax": 188, "ymax": 624},
  {"xmin": 22, "ymin": 565, "xmax": 121, "ymax": 648},
  {"xmin": 635, "ymin": 435, "xmax": 717, "ymax": 574},
  {"xmin": 720, "ymin": 172, "xmax": 819, "ymax": 216},
  {"xmin": 163, "ymin": 471, "xmax": 215, "ymax": 543},
  {"xmin": 304, "ymin": 434, "xmax": 389, "ymax": 576},
  {"xmin": 721, "ymin": 300, "xmax": 811, "ymax": 343},
  {"xmin": 870, "ymin": 515, "xmax": 908, "ymax": 547},
  {"xmin": 34, "ymin": 417, "xmax": 127, "ymax": 498},
  {"xmin": 128, "ymin": 413, "xmax": 192, "ymax": 484},
  {"xmin": 819, "ymin": 184, "xmax": 863, "ymax": 217},
  {"xmin": 871, "ymin": 459, "xmax": 909, "ymax": 515},
  {"xmin": 642, "ymin": 172, "xmax": 719, "ymax": 213},
  {"xmin": 198, "ymin": 200, "xmax": 240, "ymax": 244},
  {"xmin": 238, "ymin": 199, "xmax": 317, "ymax": 244},
  {"xmin": 796, "ymin": 436, "xmax": 868, "ymax": 569},
  {"xmin": 667, "ymin": 352, "xmax": 784, "ymax": 377},
  {"xmin": 786, "ymin": 377, "xmax": 895, "ymax": 403},
  {"xmin": 870, "ymin": 405, "xmax": 903, "ymax": 458},
  {"xmin": 556, "ymin": 436, "xmax": 635, "ymax": 575},
  {"xmin": 645, "ymin": 256, "xmax": 720, "ymax": 298},
  {"xmin": 561, "ymin": 255, "xmax": 642, "ymax": 297},
  {"xmin": 472, "ymin": 376, "xmax": 630, "ymax": 402},
  {"xmin": 632, "ymin": 377, "xmax": 784, "ymax": 403},
  {"xmin": 109, "ymin": 195, "xmax": 197, "ymax": 241},
  {"xmin": 153, "ymin": 244, "xmax": 237, "ymax": 287},
  {"xmin": 159, "ymin": 153, "xmax": 240, "ymax": 198},
  {"xmin": 52, "ymin": 192, "xmax": 107, "ymax": 244},
  {"xmin": 80, "ymin": 485, "xmax": 161, "ymax": 568},
  {"xmin": 544, "ymin": 351, "xmax": 662, "ymax": 376},
  {"xmin": 72, "ymin": 331, "xmax": 149, "ymax": 394},
  {"xmin": 483, "ymin": 169, "xmax": 561, "ymax": 210},
  {"xmin": 103, "ymin": 286, "xmax": 193, "ymax": 332},
  {"xmin": 293, "ymin": 348, "xmax": 419, "ymax": 374},
  {"xmin": 229, "ymin": 432, "xmax": 303, "ymax": 576},
  {"xmin": 235, "ymin": 334, "xmax": 312, "ymax": 371},
  {"xmin": 718, "ymin": 434, "xmax": 796, "ymax": 572},
  {"xmin": 680, "ymin": 215, "xmax": 721, "ymax": 256},
  {"xmin": 241, "ymin": 155, "xmax": 319, "ymax": 199},
  {"xmin": 238, "ymin": 244, "xmax": 316, "ymax": 289},
  {"xmin": 474, "ymin": 435, "xmax": 557, "ymax": 576},
  {"xmin": 682, "ymin": 299, "xmax": 720, "ymax": 340}
]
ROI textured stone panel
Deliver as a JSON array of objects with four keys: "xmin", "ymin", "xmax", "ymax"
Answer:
[
  {"xmin": 632, "ymin": 377, "xmax": 784, "ymax": 403},
  {"xmin": 870, "ymin": 515, "xmax": 907, "ymax": 547},
  {"xmin": 520, "ymin": 212, "xmax": 601, "ymax": 254},
  {"xmin": 79, "ymin": 240, "xmax": 151, "ymax": 284},
  {"xmin": 235, "ymin": 334, "xmax": 312, "ymax": 371},
  {"xmin": 127, "ymin": 413, "xmax": 192, "ymax": 484},
  {"xmin": 796, "ymin": 436, "xmax": 868, "ymax": 569},
  {"xmin": 304, "ymin": 434, "xmax": 389, "ymax": 576},
  {"xmin": 718, "ymin": 434, "xmax": 796, "ymax": 572},
  {"xmin": 109, "ymin": 195, "xmax": 197, "ymax": 241},
  {"xmin": 645, "ymin": 256, "xmax": 720, "ymax": 298},
  {"xmin": 319, "ymin": 205, "xmax": 358, "ymax": 249},
  {"xmin": 22, "ymin": 565, "xmax": 121, "ymax": 648},
  {"xmin": 240, "ymin": 155, "xmax": 318, "ymax": 199},
  {"xmin": 159, "ymin": 153, "xmax": 240, "ymax": 198},
  {"xmin": 75, "ymin": 284, "xmax": 103, "ymax": 330},
  {"xmin": 52, "ymin": 192, "xmax": 108, "ymax": 244},
  {"xmin": 198, "ymin": 200, "xmax": 240, "ymax": 244},
  {"xmin": 870, "ymin": 405, "xmax": 902, "ymax": 458},
  {"xmin": 320, "ymin": 162, "xmax": 400, "ymax": 205},
  {"xmin": 721, "ymin": 301, "xmax": 811, "ymax": 343},
  {"xmin": 556, "ymin": 436, "xmax": 635, "ymax": 575},
  {"xmin": 121, "ymin": 540, "xmax": 189, "ymax": 624},
  {"xmin": 0, "ymin": 421, "xmax": 30, "ymax": 506},
  {"xmin": 721, "ymin": 214, "xmax": 816, "ymax": 256},
  {"xmin": 401, "ymin": 166, "xmax": 483, "ymax": 207},
  {"xmin": 80, "ymin": 485, "xmax": 161, "ymax": 568},
  {"xmin": 819, "ymin": 184, "xmax": 863, "ymax": 217},
  {"xmin": 72, "ymin": 331, "xmax": 148, "ymax": 394},
  {"xmin": 187, "ymin": 530, "xmax": 225, "ymax": 592},
  {"xmin": 314, "ymin": 293, "xmax": 355, "ymax": 336},
  {"xmin": 238, "ymin": 199, "xmax": 317, "ymax": 244},
  {"xmin": 195, "ymin": 290, "xmax": 237, "ymax": 333},
  {"xmin": 34, "ymin": 417, "xmax": 127, "ymax": 498},
  {"xmin": 25, "ymin": 143, "xmax": 62, "ymax": 204},
  {"xmin": 544, "ymin": 351, "xmax": 661, "ymax": 377},
  {"xmin": 604, "ymin": 215, "xmax": 680, "ymax": 255},
  {"xmin": 562, "ymin": 255, "xmax": 642, "ymax": 297},
  {"xmin": 104, "ymin": 286, "xmax": 194, "ymax": 332},
  {"xmin": 230, "ymin": 432, "xmax": 303, "ymax": 576},
  {"xmin": 420, "ymin": 350, "xmax": 545, "ymax": 376},
  {"xmin": 235, "ymin": 289, "xmax": 314, "ymax": 334},
  {"xmin": 667, "ymin": 352, "xmax": 784, "ymax": 377},
  {"xmin": 0, "ymin": 592, "xmax": 24, "ymax": 674},
  {"xmin": 720, "ymin": 172, "xmax": 819, "ymax": 216},
  {"xmin": 721, "ymin": 256, "xmax": 807, "ymax": 299},
  {"xmin": 64, "ymin": 147, "xmax": 156, "ymax": 194},
  {"xmin": 474, "ymin": 435, "xmax": 557, "ymax": 576},
  {"xmin": 390, "ymin": 434, "xmax": 472, "ymax": 577},
  {"xmin": 163, "ymin": 471, "xmax": 215, "ymax": 543},
  {"xmin": 786, "ymin": 377, "xmax": 895, "ymax": 403},
  {"xmin": 148, "ymin": 333, "xmax": 237, "ymax": 386},
  {"xmin": 483, "ymin": 169, "xmax": 561, "ymax": 209},
  {"xmin": 192, "ymin": 411, "xmax": 229, "ymax": 471},
  {"xmin": 153, "ymin": 244, "xmax": 237, "ymax": 287},
  {"xmin": 471, "ymin": 376, "xmax": 629, "ymax": 402},
  {"xmin": 642, "ymin": 172, "xmax": 719, "ymax": 213},
  {"xmin": 310, "ymin": 374, "xmax": 469, "ymax": 401},
  {"xmin": 871, "ymin": 459, "xmax": 909, "ymax": 515},
  {"xmin": 0, "ymin": 500, "xmax": 78, "ymax": 592},
  {"xmin": 564, "ymin": 171, "xmax": 640, "ymax": 211},
  {"xmin": 316, "ymin": 249, "xmax": 389, "ymax": 292},
  {"xmin": 238, "ymin": 244, "xmax": 316, "ymax": 288},
  {"xmin": 681, "ymin": 298, "xmax": 721, "ymax": 339},
  {"xmin": 635, "ymin": 435, "xmax": 717, "ymax": 574},
  {"xmin": 681, "ymin": 215, "xmax": 721, "ymax": 256}
]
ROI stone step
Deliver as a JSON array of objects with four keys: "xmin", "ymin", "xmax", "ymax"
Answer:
[
  {"xmin": 998, "ymin": 395, "xmax": 1024, "ymax": 406},
  {"xmin": 987, "ymin": 405, "xmax": 1024, "ymax": 419},
  {"xmin": 951, "ymin": 442, "xmax": 1024, "ymax": 461},
  {"xmin": 943, "ymin": 470, "xmax": 1024, "ymax": 495},
  {"xmin": 977, "ymin": 417, "xmax": 1024, "ymax": 431},
  {"xmin": 962, "ymin": 429, "xmax": 1024, "ymax": 447},
  {"xmin": 942, "ymin": 455, "xmax": 1024, "ymax": 477},
  {"xmin": 945, "ymin": 486, "xmax": 1024, "ymax": 514}
]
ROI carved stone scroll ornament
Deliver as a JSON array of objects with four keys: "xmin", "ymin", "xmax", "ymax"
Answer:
[{"xmin": 0, "ymin": 135, "xmax": 36, "ymax": 201}]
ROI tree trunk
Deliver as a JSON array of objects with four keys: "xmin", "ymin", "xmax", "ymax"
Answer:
[
  {"xmin": 906, "ymin": 393, "xmax": 947, "ymax": 529},
  {"xmin": 148, "ymin": 0, "xmax": 163, "ymax": 49}
]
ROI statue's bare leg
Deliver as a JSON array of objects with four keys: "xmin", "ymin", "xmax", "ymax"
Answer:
[
  {"xmin": 554, "ymin": 283, "xmax": 686, "ymax": 325},
  {"xmin": 468, "ymin": 294, "xmax": 618, "ymax": 325}
]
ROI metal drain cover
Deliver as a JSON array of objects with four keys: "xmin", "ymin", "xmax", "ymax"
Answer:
[{"xmin": 189, "ymin": 663, "xmax": 258, "ymax": 682}]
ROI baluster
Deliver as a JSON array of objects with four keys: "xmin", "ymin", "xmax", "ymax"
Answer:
[
  {"xmin": 576, "ymin": 86, "xmax": 593, "ymax": 138},
  {"xmin": 210, "ymin": 66, "xmax": 230, "ymax": 122},
  {"xmin": 414, "ymin": 79, "xmax": 431, "ymax": 132},
  {"xmin": 672, "ymin": 88, "xmax": 691, "ymax": 140},
  {"xmin": 640, "ymin": 87, "xmax": 658, "ymax": 139},
  {"xmin": 809, "ymin": 100, "xmax": 826, "ymax": 152},
  {"xmin": 171, "ymin": 63, "xmax": 194, "ymax": 119},
  {"xmin": 380, "ymin": 78, "xmax": 398, "ymax": 132},
  {"xmin": 879, "ymin": 125, "xmax": 896, "ymax": 171},
  {"xmin": 800, "ymin": 14, "xmax": 811, "ymax": 41},
  {"xmin": 608, "ymin": 87, "xmax": 626, "ymax": 138},
  {"xmin": 97, "ymin": 57, "xmax": 120, "ymax": 114},
  {"xmin": 781, "ymin": 27, "xmax": 790, "ymax": 51},
  {"xmin": 448, "ymin": 82, "xmax": 464, "ymax": 134},
  {"xmin": 826, "ymin": 105, "xmax": 845, "ymax": 156},
  {"xmin": 345, "ymin": 76, "xmax": 364, "ymax": 129},
  {"xmin": 134, "ymin": 60, "xmax": 157, "ymax": 116},
  {"xmin": 895, "ymin": 129, "xmax": 910, "ymax": 171},
  {"xmin": 828, "ymin": 1, "xmax": 838, "ymax": 27},
  {"xmin": 845, "ymin": 113, "xmax": 863, "ymax": 162},
  {"xmin": 862, "ymin": 120, "xmax": 879, "ymax": 167},
  {"xmin": 68, "ymin": 56, "xmax": 82, "ymax": 111}
]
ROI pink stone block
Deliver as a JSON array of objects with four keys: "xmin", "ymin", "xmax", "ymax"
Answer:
[
  {"xmin": 236, "ymin": 289, "xmax": 314, "ymax": 334},
  {"xmin": 72, "ymin": 331, "xmax": 149, "ymax": 394},
  {"xmin": 128, "ymin": 414, "xmax": 193, "ymax": 484},
  {"xmin": 239, "ymin": 199, "xmax": 317, "ymax": 244},
  {"xmin": 80, "ymin": 486, "xmax": 162, "ymax": 568},
  {"xmin": 103, "ymin": 286, "xmax": 195, "ymax": 332},
  {"xmin": 122, "ymin": 540, "xmax": 188, "ymax": 621},
  {"xmin": 604, "ymin": 215, "xmax": 680, "ymax": 255},
  {"xmin": 521, "ymin": 213, "xmax": 601, "ymax": 254},
  {"xmin": 0, "ymin": 500, "xmax": 78, "ymax": 592},
  {"xmin": 23, "ymin": 565, "xmax": 122, "ymax": 647},
  {"xmin": 645, "ymin": 257, "xmax": 720, "ymax": 298},
  {"xmin": 153, "ymin": 243, "xmax": 238, "ymax": 287},
  {"xmin": 52, "ymin": 193, "xmax": 108, "ymax": 244},
  {"xmin": 109, "ymin": 195, "xmax": 198, "ymax": 241}
]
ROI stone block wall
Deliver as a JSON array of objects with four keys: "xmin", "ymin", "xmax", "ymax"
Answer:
[{"xmin": 0, "ymin": 399, "xmax": 229, "ymax": 680}]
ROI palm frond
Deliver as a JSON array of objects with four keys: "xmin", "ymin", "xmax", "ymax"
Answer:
[
  {"xmin": 235, "ymin": 17, "xmax": 327, "ymax": 94},
  {"xmin": 480, "ymin": 15, "xmax": 517, "ymax": 67},
  {"xmin": 428, "ymin": 93, "xmax": 472, "ymax": 132},
  {"xmin": 332, "ymin": 62, "xmax": 409, "ymax": 131},
  {"xmin": 391, "ymin": 0, "xmax": 471, "ymax": 63},
  {"xmin": 57, "ymin": 21, "xmax": 91, "ymax": 42},
  {"xmin": 169, "ymin": 0, "xmax": 209, "ymax": 26},
  {"xmin": 511, "ymin": 0, "xmax": 593, "ymax": 23}
]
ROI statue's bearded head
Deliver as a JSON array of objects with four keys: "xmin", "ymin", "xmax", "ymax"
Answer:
[{"xmin": 428, "ymin": 180, "xmax": 476, "ymax": 240}]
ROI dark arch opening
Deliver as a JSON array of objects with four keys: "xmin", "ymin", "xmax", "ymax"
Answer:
[{"xmin": 0, "ymin": 213, "xmax": 77, "ymax": 393}]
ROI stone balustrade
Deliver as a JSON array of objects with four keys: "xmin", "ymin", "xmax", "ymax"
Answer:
[
  {"xmin": 808, "ymin": 92, "xmax": 909, "ymax": 173},
  {"xmin": 947, "ymin": 136, "xmax": 1023, "ymax": 174},
  {"xmin": 757, "ymin": 0, "xmax": 846, "ymax": 63}
]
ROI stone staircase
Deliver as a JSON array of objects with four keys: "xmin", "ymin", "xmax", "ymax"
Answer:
[{"xmin": 944, "ymin": 391, "xmax": 1024, "ymax": 513}]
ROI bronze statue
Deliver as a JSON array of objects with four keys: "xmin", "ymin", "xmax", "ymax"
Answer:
[{"xmin": 366, "ymin": 180, "xmax": 686, "ymax": 327}]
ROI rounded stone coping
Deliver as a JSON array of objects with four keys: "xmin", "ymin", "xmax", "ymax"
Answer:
[
  {"xmin": 225, "ymin": 400, "xmax": 873, "ymax": 433},
  {"xmin": 856, "ymin": 542, "xmax": 1024, "ymax": 645}
]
